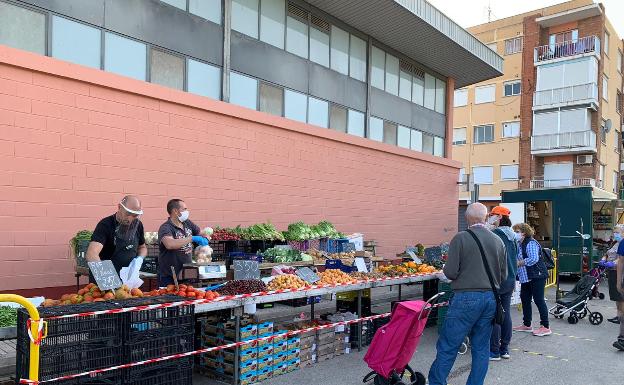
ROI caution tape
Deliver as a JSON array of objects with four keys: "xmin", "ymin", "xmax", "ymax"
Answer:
[{"xmin": 18, "ymin": 301, "xmax": 448, "ymax": 384}]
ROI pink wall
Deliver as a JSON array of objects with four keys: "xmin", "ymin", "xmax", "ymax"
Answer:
[{"xmin": 0, "ymin": 46, "xmax": 460, "ymax": 292}]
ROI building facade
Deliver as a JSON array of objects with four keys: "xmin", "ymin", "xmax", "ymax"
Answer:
[
  {"xmin": 454, "ymin": 0, "xmax": 623, "ymax": 225},
  {"xmin": 0, "ymin": 0, "xmax": 501, "ymax": 291}
]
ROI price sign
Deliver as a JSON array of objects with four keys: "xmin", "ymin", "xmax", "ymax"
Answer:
[
  {"xmin": 233, "ymin": 260, "xmax": 260, "ymax": 280},
  {"xmin": 407, "ymin": 251, "xmax": 422, "ymax": 264},
  {"xmin": 342, "ymin": 243, "xmax": 356, "ymax": 252},
  {"xmin": 296, "ymin": 267, "xmax": 320, "ymax": 284},
  {"xmin": 88, "ymin": 260, "xmax": 122, "ymax": 291},
  {"xmin": 424, "ymin": 246, "xmax": 442, "ymax": 262},
  {"xmin": 354, "ymin": 257, "xmax": 368, "ymax": 273}
]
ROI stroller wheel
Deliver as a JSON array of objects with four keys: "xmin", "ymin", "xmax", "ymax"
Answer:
[
  {"xmin": 568, "ymin": 315, "xmax": 579, "ymax": 324},
  {"xmin": 589, "ymin": 312, "xmax": 603, "ymax": 325},
  {"xmin": 599, "ymin": 293, "xmax": 605, "ymax": 300},
  {"xmin": 413, "ymin": 372, "xmax": 426, "ymax": 385}
]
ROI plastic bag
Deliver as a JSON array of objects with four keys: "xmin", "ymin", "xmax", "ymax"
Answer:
[{"xmin": 194, "ymin": 245, "xmax": 213, "ymax": 263}]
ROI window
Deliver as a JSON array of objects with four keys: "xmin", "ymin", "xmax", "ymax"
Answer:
[
  {"xmin": 618, "ymin": 50, "xmax": 623, "ymax": 73},
  {"xmin": 309, "ymin": 25, "xmax": 329, "ymax": 67},
  {"xmin": 502, "ymin": 121, "xmax": 520, "ymax": 138},
  {"xmin": 410, "ymin": 130, "xmax": 423, "ymax": 151},
  {"xmin": 433, "ymin": 137, "xmax": 444, "ymax": 157},
  {"xmin": 0, "ymin": 2, "xmax": 45, "ymax": 55},
  {"xmin": 458, "ymin": 168, "xmax": 465, "ymax": 183},
  {"xmin": 307, "ymin": 97, "xmax": 328, "ymax": 128},
  {"xmin": 104, "ymin": 33, "xmax": 147, "ymax": 81},
  {"xmin": 385, "ymin": 54, "xmax": 400, "ymax": 96},
  {"xmin": 454, "ymin": 89, "xmax": 468, "ymax": 107},
  {"xmin": 189, "ymin": 0, "xmax": 222, "ymax": 24},
  {"xmin": 286, "ymin": 15, "xmax": 308, "ymax": 58},
  {"xmin": 604, "ymin": 31, "xmax": 610, "ymax": 55},
  {"xmin": 349, "ymin": 35, "xmax": 367, "ymax": 82},
  {"xmin": 232, "ymin": 0, "xmax": 259, "ymax": 38},
  {"xmin": 150, "ymin": 49, "xmax": 184, "ymax": 90},
  {"xmin": 230, "ymin": 72, "xmax": 258, "ymax": 110},
  {"xmin": 487, "ymin": 43, "xmax": 497, "ymax": 52},
  {"xmin": 52, "ymin": 16, "xmax": 101, "ymax": 69},
  {"xmin": 453, "ymin": 128, "xmax": 466, "ymax": 145},
  {"xmin": 397, "ymin": 125, "xmax": 411, "ymax": 149},
  {"xmin": 347, "ymin": 110, "xmax": 365, "ymax": 137},
  {"xmin": 475, "ymin": 84, "xmax": 495, "ymax": 104},
  {"xmin": 504, "ymin": 37, "xmax": 523, "ymax": 55},
  {"xmin": 399, "ymin": 70, "xmax": 412, "ymax": 101},
  {"xmin": 472, "ymin": 166, "xmax": 493, "ymax": 184},
  {"xmin": 616, "ymin": 129, "xmax": 621, "ymax": 153},
  {"xmin": 474, "ymin": 124, "xmax": 494, "ymax": 144},
  {"xmin": 261, "ymin": 0, "xmax": 285, "ymax": 49},
  {"xmin": 617, "ymin": 90, "xmax": 622, "ymax": 114},
  {"xmin": 284, "ymin": 89, "xmax": 307, "ymax": 123},
  {"xmin": 383, "ymin": 121, "xmax": 397, "ymax": 145},
  {"xmin": 259, "ymin": 82, "xmax": 283, "ymax": 116},
  {"xmin": 501, "ymin": 165, "xmax": 519, "ymax": 180},
  {"xmin": 412, "ymin": 76, "xmax": 424, "ymax": 106},
  {"xmin": 603, "ymin": 76, "xmax": 609, "ymax": 100},
  {"xmin": 329, "ymin": 104, "xmax": 348, "ymax": 133},
  {"xmin": 435, "ymin": 78, "xmax": 446, "ymax": 114},
  {"xmin": 187, "ymin": 59, "xmax": 221, "ymax": 100},
  {"xmin": 161, "ymin": 0, "xmax": 186, "ymax": 10},
  {"xmin": 422, "ymin": 134, "xmax": 434, "ymax": 155},
  {"xmin": 544, "ymin": 162, "xmax": 573, "ymax": 187},
  {"xmin": 536, "ymin": 56, "xmax": 597, "ymax": 91},
  {"xmin": 601, "ymin": 119, "xmax": 607, "ymax": 144},
  {"xmin": 600, "ymin": 164, "xmax": 605, "ymax": 185},
  {"xmin": 504, "ymin": 80, "xmax": 521, "ymax": 96},
  {"xmin": 614, "ymin": 171, "xmax": 619, "ymax": 193},
  {"xmin": 424, "ymin": 73, "xmax": 436, "ymax": 110},
  {"xmin": 371, "ymin": 46, "xmax": 385, "ymax": 90},
  {"xmin": 330, "ymin": 26, "xmax": 349, "ymax": 75},
  {"xmin": 369, "ymin": 117, "xmax": 384, "ymax": 142}
]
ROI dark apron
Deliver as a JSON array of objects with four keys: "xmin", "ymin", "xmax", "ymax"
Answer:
[{"xmin": 89, "ymin": 225, "xmax": 139, "ymax": 284}]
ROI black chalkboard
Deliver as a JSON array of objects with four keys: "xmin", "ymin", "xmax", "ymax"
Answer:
[
  {"xmin": 88, "ymin": 260, "xmax": 122, "ymax": 290},
  {"xmin": 296, "ymin": 267, "xmax": 320, "ymax": 284},
  {"xmin": 233, "ymin": 260, "xmax": 260, "ymax": 280},
  {"xmin": 424, "ymin": 246, "xmax": 443, "ymax": 262}
]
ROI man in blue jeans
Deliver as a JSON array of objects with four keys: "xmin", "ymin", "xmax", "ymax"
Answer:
[{"xmin": 429, "ymin": 203, "xmax": 507, "ymax": 385}]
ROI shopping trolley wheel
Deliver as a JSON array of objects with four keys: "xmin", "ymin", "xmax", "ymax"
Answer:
[
  {"xmin": 589, "ymin": 312, "xmax": 603, "ymax": 325},
  {"xmin": 568, "ymin": 315, "xmax": 579, "ymax": 324},
  {"xmin": 412, "ymin": 372, "xmax": 426, "ymax": 385},
  {"xmin": 599, "ymin": 293, "xmax": 605, "ymax": 300}
]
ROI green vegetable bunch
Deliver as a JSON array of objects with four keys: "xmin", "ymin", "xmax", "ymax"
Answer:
[
  {"xmin": 70, "ymin": 230, "xmax": 93, "ymax": 252},
  {"xmin": 235, "ymin": 223, "xmax": 285, "ymax": 241},
  {"xmin": 0, "ymin": 306, "xmax": 17, "ymax": 328},
  {"xmin": 283, "ymin": 221, "xmax": 344, "ymax": 241},
  {"xmin": 262, "ymin": 247, "xmax": 302, "ymax": 263}
]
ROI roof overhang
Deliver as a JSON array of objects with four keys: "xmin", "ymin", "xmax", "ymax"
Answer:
[
  {"xmin": 536, "ymin": 3, "xmax": 602, "ymax": 28},
  {"xmin": 592, "ymin": 187, "xmax": 617, "ymax": 201},
  {"xmin": 305, "ymin": 0, "xmax": 503, "ymax": 88}
]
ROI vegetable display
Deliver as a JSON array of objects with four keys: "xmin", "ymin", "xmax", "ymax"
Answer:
[
  {"xmin": 267, "ymin": 274, "xmax": 307, "ymax": 290},
  {"xmin": 70, "ymin": 230, "xmax": 92, "ymax": 251},
  {"xmin": 349, "ymin": 272, "xmax": 385, "ymax": 281},
  {"xmin": 0, "ymin": 306, "xmax": 17, "ymax": 328},
  {"xmin": 283, "ymin": 221, "xmax": 344, "ymax": 241},
  {"xmin": 41, "ymin": 283, "xmax": 147, "ymax": 307},
  {"xmin": 145, "ymin": 284, "xmax": 218, "ymax": 300},
  {"xmin": 262, "ymin": 247, "xmax": 302, "ymax": 263},
  {"xmin": 318, "ymin": 269, "xmax": 356, "ymax": 285},
  {"xmin": 216, "ymin": 280, "xmax": 267, "ymax": 296},
  {"xmin": 234, "ymin": 223, "xmax": 285, "ymax": 241},
  {"xmin": 211, "ymin": 227, "xmax": 241, "ymax": 241}
]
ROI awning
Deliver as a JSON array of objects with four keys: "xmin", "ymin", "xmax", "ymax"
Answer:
[{"xmin": 592, "ymin": 187, "xmax": 617, "ymax": 201}]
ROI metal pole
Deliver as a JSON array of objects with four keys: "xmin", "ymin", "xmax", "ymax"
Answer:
[
  {"xmin": 556, "ymin": 218, "xmax": 561, "ymax": 299},
  {"xmin": 222, "ymin": 0, "xmax": 232, "ymax": 102},
  {"xmin": 357, "ymin": 290, "xmax": 363, "ymax": 352},
  {"xmin": 580, "ymin": 218, "xmax": 585, "ymax": 276},
  {"xmin": 310, "ymin": 299, "xmax": 315, "ymax": 320},
  {"xmin": 398, "ymin": 284, "xmax": 402, "ymax": 301}
]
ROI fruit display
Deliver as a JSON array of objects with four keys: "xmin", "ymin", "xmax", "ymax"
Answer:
[
  {"xmin": 306, "ymin": 249, "xmax": 328, "ymax": 265},
  {"xmin": 377, "ymin": 262, "xmax": 439, "ymax": 277},
  {"xmin": 267, "ymin": 274, "xmax": 307, "ymax": 290},
  {"xmin": 216, "ymin": 279, "xmax": 267, "ymax": 296},
  {"xmin": 318, "ymin": 269, "xmax": 356, "ymax": 285},
  {"xmin": 349, "ymin": 272, "xmax": 385, "ymax": 281},
  {"xmin": 41, "ymin": 283, "xmax": 146, "ymax": 307},
  {"xmin": 193, "ymin": 245, "xmax": 213, "ymax": 263},
  {"xmin": 144, "ymin": 284, "xmax": 218, "ymax": 300},
  {"xmin": 328, "ymin": 251, "xmax": 356, "ymax": 266},
  {"xmin": 211, "ymin": 227, "xmax": 241, "ymax": 241}
]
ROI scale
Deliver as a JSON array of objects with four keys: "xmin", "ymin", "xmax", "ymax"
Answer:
[{"xmin": 198, "ymin": 264, "xmax": 227, "ymax": 279}]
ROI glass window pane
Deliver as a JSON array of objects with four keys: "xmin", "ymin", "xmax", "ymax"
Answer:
[
  {"xmin": 412, "ymin": 76, "xmax": 424, "ymax": 105},
  {"xmin": 0, "ymin": 2, "xmax": 45, "ymax": 55},
  {"xmin": 369, "ymin": 117, "xmax": 384, "ymax": 142},
  {"xmin": 411, "ymin": 130, "xmax": 423, "ymax": 151},
  {"xmin": 371, "ymin": 46, "xmax": 385, "ymax": 90},
  {"xmin": 435, "ymin": 79, "xmax": 446, "ymax": 114},
  {"xmin": 190, "ymin": 0, "xmax": 222, "ymax": 24},
  {"xmin": 187, "ymin": 59, "xmax": 221, "ymax": 99},
  {"xmin": 161, "ymin": 0, "xmax": 186, "ymax": 10},
  {"xmin": 232, "ymin": 0, "xmax": 259, "ymax": 38},
  {"xmin": 330, "ymin": 26, "xmax": 349, "ymax": 75},
  {"xmin": 397, "ymin": 125, "xmax": 411, "ymax": 148},
  {"xmin": 308, "ymin": 97, "xmax": 329, "ymax": 128},
  {"xmin": 259, "ymin": 82, "xmax": 283, "ymax": 116},
  {"xmin": 330, "ymin": 105, "xmax": 347, "ymax": 133},
  {"xmin": 385, "ymin": 54, "xmax": 399, "ymax": 96},
  {"xmin": 383, "ymin": 121, "xmax": 397, "ymax": 145},
  {"xmin": 230, "ymin": 72, "xmax": 258, "ymax": 110},
  {"xmin": 454, "ymin": 89, "xmax": 468, "ymax": 107},
  {"xmin": 347, "ymin": 110, "xmax": 365, "ymax": 137},
  {"xmin": 399, "ymin": 71, "xmax": 412, "ymax": 101},
  {"xmin": 433, "ymin": 137, "xmax": 444, "ymax": 156},
  {"xmin": 310, "ymin": 27, "xmax": 329, "ymax": 67},
  {"xmin": 52, "ymin": 16, "xmax": 101, "ymax": 69},
  {"xmin": 105, "ymin": 33, "xmax": 147, "ymax": 80},
  {"xmin": 260, "ymin": 0, "xmax": 285, "ymax": 49},
  {"xmin": 284, "ymin": 89, "xmax": 307, "ymax": 123},
  {"xmin": 150, "ymin": 50, "xmax": 184, "ymax": 90},
  {"xmin": 501, "ymin": 165, "xmax": 519, "ymax": 180},
  {"xmin": 423, "ymin": 134, "xmax": 434, "ymax": 154},
  {"xmin": 424, "ymin": 73, "xmax": 435, "ymax": 110},
  {"xmin": 286, "ymin": 16, "xmax": 308, "ymax": 58},
  {"xmin": 349, "ymin": 34, "xmax": 367, "ymax": 82}
]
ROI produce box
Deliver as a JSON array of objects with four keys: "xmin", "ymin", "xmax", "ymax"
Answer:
[
  {"xmin": 316, "ymin": 331, "xmax": 336, "ymax": 346},
  {"xmin": 257, "ymin": 333, "xmax": 274, "ymax": 348},
  {"xmin": 300, "ymin": 335, "xmax": 315, "ymax": 350},
  {"xmin": 273, "ymin": 351, "xmax": 289, "ymax": 365},
  {"xmin": 286, "ymin": 358, "xmax": 300, "ymax": 372},
  {"xmin": 274, "ymin": 340, "xmax": 289, "ymax": 354},
  {"xmin": 315, "ymin": 352, "xmax": 334, "ymax": 363},
  {"xmin": 240, "ymin": 371, "xmax": 258, "ymax": 385},
  {"xmin": 124, "ymin": 356, "xmax": 192, "ymax": 385},
  {"xmin": 216, "ymin": 322, "xmax": 257, "ymax": 341},
  {"xmin": 257, "ymin": 321, "xmax": 273, "ymax": 335},
  {"xmin": 273, "ymin": 361, "xmax": 289, "ymax": 376},
  {"xmin": 272, "ymin": 330, "xmax": 288, "ymax": 344},
  {"xmin": 287, "ymin": 336, "xmax": 300, "ymax": 349},
  {"xmin": 316, "ymin": 343, "xmax": 335, "ymax": 357},
  {"xmin": 257, "ymin": 356, "xmax": 273, "ymax": 371},
  {"xmin": 257, "ymin": 344, "xmax": 274, "ymax": 359},
  {"xmin": 206, "ymin": 347, "xmax": 258, "ymax": 364},
  {"xmin": 257, "ymin": 367, "xmax": 273, "ymax": 382},
  {"xmin": 202, "ymin": 358, "xmax": 235, "ymax": 375},
  {"xmin": 287, "ymin": 348, "xmax": 300, "ymax": 361}
]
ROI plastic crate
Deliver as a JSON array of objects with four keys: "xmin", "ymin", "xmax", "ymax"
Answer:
[
  {"xmin": 320, "ymin": 238, "xmax": 349, "ymax": 253},
  {"xmin": 141, "ymin": 256, "xmax": 158, "ymax": 274},
  {"xmin": 123, "ymin": 357, "xmax": 193, "ymax": 385},
  {"xmin": 210, "ymin": 241, "xmax": 247, "ymax": 262},
  {"xmin": 53, "ymin": 371, "xmax": 122, "ymax": 385},
  {"xmin": 75, "ymin": 239, "xmax": 91, "ymax": 268},
  {"xmin": 350, "ymin": 320, "xmax": 374, "ymax": 348},
  {"xmin": 287, "ymin": 240, "xmax": 310, "ymax": 251}
]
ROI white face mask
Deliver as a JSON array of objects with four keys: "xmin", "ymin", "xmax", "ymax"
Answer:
[
  {"xmin": 178, "ymin": 210, "xmax": 190, "ymax": 222},
  {"xmin": 487, "ymin": 215, "xmax": 500, "ymax": 225},
  {"xmin": 514, "ymin": 232, "xmax": 522, "ymax": 241}
]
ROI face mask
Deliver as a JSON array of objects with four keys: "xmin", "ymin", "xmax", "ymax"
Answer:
[
  {"xmin": 514, "ymin": 232, "xmax": 522, "ymax": 241},
  {"xmin": 614, "ymin": 233, "xmax": 622, "ymax": 242},
  {"xmin": 178, "ymin": 210, "xmax": 190, "ymax": 222},
  {"xmin": 487, "ymin": 215, "xmax": 500, "ymax": 225}
]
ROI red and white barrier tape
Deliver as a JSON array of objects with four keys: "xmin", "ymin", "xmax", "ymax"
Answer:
[{"xmin": 19, "ymin": 301, "xmax": 448, "ymax": 384}]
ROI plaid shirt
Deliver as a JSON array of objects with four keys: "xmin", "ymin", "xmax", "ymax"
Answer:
[{"xmin": 517, "ymin": 239, "xmax": 540, "ymax": 284}]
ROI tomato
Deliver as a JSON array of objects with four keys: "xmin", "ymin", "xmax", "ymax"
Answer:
[
  {"xmin": 196, "ymin": 292, "xmax": 205, "ymax": 299},
  {"xmin": 187, "ymin": 292, "xmax": 196, "ymax": 298},
  {"xmin": 177, "ymin": 291, "xmax": 186, "ymax": 297},
  {"xmin": 179, "ymin": 285, "xmax": 187, "ymax": 291},
  {"xmin": 187, "ymin": 285, "xmax": 194, "ymax": 290}
]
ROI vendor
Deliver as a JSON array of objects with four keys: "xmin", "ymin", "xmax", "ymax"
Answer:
[
  {"xmin": 85, "ymin": 195, "xmax": 147, "ymax": 281},
  {"xmin": 158, "ymin": 199, "xmax": 210, "ymax": 287}
]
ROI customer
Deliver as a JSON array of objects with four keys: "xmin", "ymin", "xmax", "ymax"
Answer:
[
  {"xmin": 488, "ymin": 206, "xmax": 518, "ymax": 361},
  {"xmin": 512, "ymin": 223, "xmax": 551, "ymax": 337},
  {"xmin": 604, "ymin": 226, "xmax": 623, "ymax": 324},
  {"xmin": 429, "ymin": 203, "xmax": 507, "ymax": 385},
  {"xmin": 612, "ymin": 235, "xmax": 624, "ymax": 350}
]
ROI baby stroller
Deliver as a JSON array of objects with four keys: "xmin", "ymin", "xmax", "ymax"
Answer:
[
  {"xmin": 588, "ymin": 260, "xmax": 615, "ymax": 300},
  {"xmin": 362, "ymin": 293, "xmax": 445, "ymax": 385},
  {"xmin": 549, "ymin": 275, "xmax": 604, "ymax": 325}
]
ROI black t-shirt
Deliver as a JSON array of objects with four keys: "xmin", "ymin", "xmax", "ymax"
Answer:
[
  {"xmin": 91, "ymin": 214, "xmax": 146, "ymax": 266},
  {"xmin": 158, "ymin": 219, "xmax": 201, "ymax": 278}
]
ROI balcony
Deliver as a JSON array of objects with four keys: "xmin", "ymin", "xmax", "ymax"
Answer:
[
  {"xmin": 531, "ymin": 131, "xmax": 596, "ymax": 155},
  {"xmin": 533, "ymin": 83, "xmax": 598, "ymax": 111},
  {"xmin": 534, "ymin": 36, "xmax": 600, "ymax": 64},
  {"xmin": 530, "ymin": 178, "xmax": 595, "ymax": 189}
]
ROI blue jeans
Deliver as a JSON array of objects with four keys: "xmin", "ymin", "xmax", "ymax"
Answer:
[
  {"xmin": 490, "ymin": 291, "xmax": 512, "ymax": 354},
  {"xmin": 429, "ymin": 291, "xmax": 496, "ymax": 385}
]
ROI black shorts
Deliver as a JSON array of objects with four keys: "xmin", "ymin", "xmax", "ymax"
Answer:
[{"xmin": 608, "ymin": 269, "xmax": 624, "ymax": 302}]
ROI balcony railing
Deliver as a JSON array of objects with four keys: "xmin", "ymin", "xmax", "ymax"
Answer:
[
  {"xmin": 531, "ymin": 131, "xmax": 596, "ymax": 153},
  {"xmin": 534, "ymin": 35, "xmax": 599, "ymax": 63},
  {"xmin": 530, "ymin": 178, "xmax": 595, "ymax": 189},
  {"xmin": 533, "ymin": 83, "xmax": 598, "ymax": 109}
]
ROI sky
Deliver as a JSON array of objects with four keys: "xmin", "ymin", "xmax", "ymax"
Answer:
[{"xmin": 427, "ymin": 0, "xmax": 624, "ymax": 38}]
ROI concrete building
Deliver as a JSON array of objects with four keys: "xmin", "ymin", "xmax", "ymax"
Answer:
[
  {"xmin": 453, "ymin": 0, "xmax": 623, "ymax": 227},
  {"xmin": 0, "ymin": 0, "xmax": 501, "ymax": 292}
]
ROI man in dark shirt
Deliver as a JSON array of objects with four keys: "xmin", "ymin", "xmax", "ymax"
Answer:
[
  {"xmin": 158, "ymin": 198, "xmax": 209, "ymax": 287},
  {"xmin": 85, "ymin": 195, "xmax": 147, "ymax": 280}
]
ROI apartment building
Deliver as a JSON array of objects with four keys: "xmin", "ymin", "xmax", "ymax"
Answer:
[{"xmin": 454, "ymin": 0, "xmax": 623, "ymax": 222}]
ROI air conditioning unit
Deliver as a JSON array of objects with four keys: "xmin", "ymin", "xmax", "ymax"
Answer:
[{"xmin": 577, "ymin": 155, "xmax": 593, "ymax": 165}]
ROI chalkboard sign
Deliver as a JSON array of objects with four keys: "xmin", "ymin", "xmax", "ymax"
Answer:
[
  {"xmin": 296, "ymin": 267, "xmax": 320, "ymax": 284},
  {"xmin": 424, "ymin": 246, "xmax": 443, "ymax": 262},
  {"xmin": 88, "ymin": 260, "xmax": 122, "ymax": 290},
  {"xmin": 342, "ymin": 243, "xmax": 356, "ymax": 253},
  {"xmin": 354, "ymin": 257, "xmax": 368, "ymax": 273},
  {"xmin": 233, "ymin": 260, "xmax": 260, "ymax": 280}
]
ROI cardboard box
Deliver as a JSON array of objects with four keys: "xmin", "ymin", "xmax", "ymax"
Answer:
[
  {"xmin": 257, "ymin": 344, "xmax": 274, "ymax": 359},
  {"xmin": 206, "ymin": 347, "xmax": 258, "ymax": 364},
  {"xmin": 257, "ymin": 356, "xmax": 273, "ymax": 371},
  {"xmin": 272, "ymin": 330, "xmax": 288, "ymax": 345},
  {"xmin": 217, "ymin": 324, "xmax": 257, "ymax": 341},
  {"xmin": 300, "ymin": 335, "xmax": 315, "ymax": 350},
  {"xmin": 287, "ymin": 336, "xmax": 300, "ymax": 350},
  {"xmin": 273, "ymin": 351, "xmax": 289, "ymax": 365},
  {"xmin": 239, "ymin": 371, "xmax": 258, "ymax": 385},
  {"xmin": 257, "ymin": 333, "xmax": 273, "ymax": 348},
  {"xmin": 286, "ymin": 358, "xmax": 300, "ymax": 372},
  {"xmin": 257, "ymin": 367, "xmax": 273, "ymax": 382},
  {"xmin": 239, "ymin": 360, "xmax": 258, "ymax": 375},
  {"xmin": 315, "ymin": 352, "xmax": 334, "ymax": 363},
  {"xmin": 286, "ymin": 348, "xmax": 300, "ymax": 361},
  {"xmin": 273, "ymin": 362, "xmax": 289, "ymax": 376},
  {"xmin": 257, "ymin": 321, "xmax": 274, "ymax": 336},
  {"xmin": 316, "ymin": 332, "xmax": 335, "ymax": 346},
  {"xmin": 274, "ymin": 340, "xmax": 289, "ymax": 354},
  {"xmin": 300, "ymin": 347, "xmax": 313, "ymax": 361},
  {"xmin": 316, "ymin": 343, "xmax": 335, "ymax": 357}
]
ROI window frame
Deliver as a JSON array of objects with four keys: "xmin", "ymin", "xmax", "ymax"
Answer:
[
  {"xmin": 452, "ymin": 127, "xmax": 467, "ymax": 145},
  {"xmin": 474, "ymin": 84, "xmax": 495, "ymax": 104},
  {"xmin": 504, "ymin": 36, "xmax": 523, "ymax": 55},
  {"xmin": 500, "ymin": 164, "xmax": 519, "ymax": 181},
  {"xmin": 604, "ymin": 30, "xmax": 610, "ymax": 56},
  {"xmin": 454, "ymin": 88, "xmax": 468, "ymax": 107},
  {"xmin": 473, "ymin": 124, "xmax": 495, "ymax": 144},
  {"xmin": 603, "ymin": 75, "xmax": 609, "ymax": 101},
  {"xmin": 502, "ymin": 121, "xmax": 520, "ymax": 138},
  {"xmin": 503, "ymin": 80, "xmax": 521, "ymax": 97},
  {"xmin": 472, "ymin": 166, "xmax": 494, "ymax": 185},
  {"xmin": 0, "ymin": 1, "xmax": 47, "ymax": 55},
  {"xmin": 149, "ymin": 47, "xmax": 186, "ymax": 90}
]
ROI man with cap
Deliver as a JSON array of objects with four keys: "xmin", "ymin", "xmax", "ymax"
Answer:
[{"xmin": 85, "ymin": 195, "xmax": 147, "ymax": 280}]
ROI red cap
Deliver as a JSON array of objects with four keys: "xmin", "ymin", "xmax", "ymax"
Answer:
[{"xmin": 490, "ymin": 206, "xmax": 511, "ymax": 216}]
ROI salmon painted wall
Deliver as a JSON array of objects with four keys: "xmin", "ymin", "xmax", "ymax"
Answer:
[{"xmin": 0, "ymin": 45, "xmax": 460, "ymax": 292}]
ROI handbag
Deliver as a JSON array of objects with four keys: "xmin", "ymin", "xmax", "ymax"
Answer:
[{"xmin": 466, "ymin": 229, "xmax": 505, "ymax": 326}]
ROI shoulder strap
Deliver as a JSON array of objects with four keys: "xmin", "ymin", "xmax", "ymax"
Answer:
[{"xmin": 466, "ymin": 229, "xmax": 500, "ymax": 298}]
